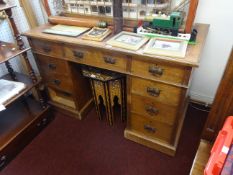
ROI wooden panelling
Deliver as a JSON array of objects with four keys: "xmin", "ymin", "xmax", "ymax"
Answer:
[
  {"xmin": 128, "ymin": 113, "xmax": 174, "ymax": 144},
  {"xmin": 131, "ymin": 59, "xmax": 191, "ymax": 85},
  {"xmin": 131, "ymin": 77, "xmax": 184, "ymax": 106},
  {"xmin": 131, "ymin": 94, "xmax": 178, "ymax": 125}
]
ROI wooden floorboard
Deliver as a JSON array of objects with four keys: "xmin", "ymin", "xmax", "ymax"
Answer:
[{"xmin": 190, "ymin": 139, "xmax": 212, "ymax": 175}]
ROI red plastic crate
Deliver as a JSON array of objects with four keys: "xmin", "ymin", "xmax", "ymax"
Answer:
[{"xmin": 204, "ymin": 116, "xmax": 233, "ymax": 175}]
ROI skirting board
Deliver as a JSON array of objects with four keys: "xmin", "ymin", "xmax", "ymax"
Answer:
[{"xmin": 189, "ymin": 91, "xmax": 214, "ymax": 105}]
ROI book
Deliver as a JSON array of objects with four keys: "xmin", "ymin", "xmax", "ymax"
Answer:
[{"xmin": 0, "ymin": 79, "xmax": 26, "ymax": 109}]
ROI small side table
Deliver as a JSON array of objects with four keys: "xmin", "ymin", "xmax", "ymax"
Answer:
[{"xmin": 82, "ymin": 67, "xmax": 126, "ymax": 125}]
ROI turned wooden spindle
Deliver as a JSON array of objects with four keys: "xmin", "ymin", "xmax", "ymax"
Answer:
[
  {"xmin": 5, "ymin": 60, "xmax": 17, "ymax": 81},
  {"xmin": 0, "ymin": 0, "xmax": 6, "ymax": 5},
  {"xmin": 5, "ymin": 8, "xmax": 46, "ymax": 108},
  {"xmin": 5, "ymin": 9, "xmax": 37, "ymax": 83}
]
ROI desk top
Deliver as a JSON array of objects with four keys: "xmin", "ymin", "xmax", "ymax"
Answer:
[{"xmin": 23, "ymin": 23, "xmax": 209, "ymax": 67}]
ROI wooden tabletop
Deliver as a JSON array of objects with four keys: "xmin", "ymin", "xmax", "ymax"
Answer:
[
  {"xmin": 0, "ymin": 3, "xmax": 16, "ymax": 11},
  {"xmin": 23, "ymin": 23, "xmax": 210, "ymax": 67}
]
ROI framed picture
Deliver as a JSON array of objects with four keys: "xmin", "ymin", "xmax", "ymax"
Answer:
[
  {"xmin": 82, "ymin": 27, "xmax": 112, "ymax": 41},
  {"xmin": 106, "ymin": 31, "xmax": 149, "ymax": 51},
  {"xmin": 143, "ymin": 38, "xmax": 189, "ymax": 58}
]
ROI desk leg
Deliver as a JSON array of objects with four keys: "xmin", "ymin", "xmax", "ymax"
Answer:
[{"xmin": 90, "ymin": 80, "xmax": 102, "ymax": 120}]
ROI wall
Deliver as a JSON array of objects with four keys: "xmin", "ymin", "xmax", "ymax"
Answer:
[
  {"xmin": 189, "ymin": 0, "xmax": 233, "ymax": 104},
  {"xmin": 0, "ymin": 0, "xmax": 46, "ymax": 77}
]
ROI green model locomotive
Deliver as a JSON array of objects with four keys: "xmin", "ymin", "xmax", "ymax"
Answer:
[{"xmin": 143, "ymin": 11, "xmax": 184, "ymax": 36}]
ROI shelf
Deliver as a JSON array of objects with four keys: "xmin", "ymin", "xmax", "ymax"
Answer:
[
  {"xmin": 1, "ymin": 72, "xmax": 41, "ymax": 107},
  {"xmin": 0, "ymin": 97, "xmax": 49, "ymax": 150},
  {"xmin": 0, "ymin": 41, "xmax": 30, "ymax": 64},
  {"xmin": 0, "ymin": 3, "xmax": 16, "ymax": 11}
]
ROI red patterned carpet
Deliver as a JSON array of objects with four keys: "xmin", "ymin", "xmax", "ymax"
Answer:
[{"xmin": 1, "ymin": 104, "xmax": 208, "ymax": 175}]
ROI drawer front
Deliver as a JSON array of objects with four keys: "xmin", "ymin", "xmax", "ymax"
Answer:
[
  {"xmin": 48, "ymin": 88, "xmax": 76, "ymax": 109},
  {"xmin": 36, "ymin": 54, "xmax": 70, "ymax": 76},
  {"xmin": 92, "ymin": 51, "xmax": 128, "ymax": 73},
  {"xmin": 131, "ymin": 95, "xmax": 178, "ymax": 125},
  {"xmin": 43, "ymin": 74, "xmax": 74, "ymax": 93},
  {"xmin": 131, "ymin": 77, "xmax": 183, "ymax": 106},
  {"xmin": 31, "ymin": 39, "xmax": 63, "ymax": 57},
  {"xmin": 64, "ymin": 45, "xmax": 128, "ymax": 73},
  {"xmin": 0, "ymin": 108, "xmax": 52, "ymax": 170},
  {"xmin": 128, "ymin": 113, "xmax": 174, "ymax": 144},
  {"xmin": 131, "ymin": 59, "xmax": 190, "ymax": 85},
  {"xmin": 64, "ymin": 45, "xmax": 91, "ymax": 64}
]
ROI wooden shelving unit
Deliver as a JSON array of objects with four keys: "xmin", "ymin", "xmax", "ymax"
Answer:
[
  {"xmin": 0, "ymin": 98, "xmax": 49, "ymax": 150},
  {"xmin": 1, "ymin": 73, "xmax": 41, "ymax": 107},
  {"xmin": 0, "ymin": 41, "xmax": 30, "ymax": 64},
  {"xmin": 0, "ymin": 3, "xmax": 15, "ymax": 11},
  {"xmin": 0, "ymin": 2, "xmax": 52, "ymax": 170}
]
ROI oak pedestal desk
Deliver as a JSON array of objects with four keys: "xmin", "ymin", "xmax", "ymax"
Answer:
[{"xmin": 24, "ymin": 23, "xmax": 209, "ymax": 156}]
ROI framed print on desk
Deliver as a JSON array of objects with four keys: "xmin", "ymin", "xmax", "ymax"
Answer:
[
  {"xmin": 143, "ymin": 38, "xmax": 189, "ymax": 58},
  {"xmin": 82, "ymin": 27, "xmax": 112, "ymax": 41},
  {"xmin": 106, "ymin": 31, "xmax": 149, "ymax": 51}
]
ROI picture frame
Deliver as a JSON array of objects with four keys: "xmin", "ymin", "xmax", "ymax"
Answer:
[
  {"xmin": 106, "ymin": 31, "xmax": 149, "ymax": 51},
  {"xmin": 82, "ymin": 27, "xmax": 112, "ymax": 42},
  {"xmin": 143, "ymin": 37, "xmax": 189, "ymax": 58}
]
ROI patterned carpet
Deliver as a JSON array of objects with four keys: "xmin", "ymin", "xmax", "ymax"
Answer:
[{"xmin": 1, "ymin": 104, "xmax": 208, "ymax": 175}]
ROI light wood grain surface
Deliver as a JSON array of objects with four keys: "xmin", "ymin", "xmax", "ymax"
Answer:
[
  {"xmin": 190, "ymin": 140, "xmax": 212, "ymax": 175},
  {"xmin": 23, "ymin": 23, "xmax": 209, "ymax": 67}
]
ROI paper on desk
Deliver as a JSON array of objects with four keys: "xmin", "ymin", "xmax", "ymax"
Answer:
[
  {"xmin": 0, "ymin": 79, "xmax": 26, "ymax": 105},
  {"xmin": 43, "ymin": 25, "xmax": 90, "ymax": 37}
]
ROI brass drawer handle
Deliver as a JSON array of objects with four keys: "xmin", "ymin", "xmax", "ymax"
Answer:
[
  {"xmin": 145, "ymin": 105, "xmax": 159, "ymax": 116},
  {"xmin": 73, "ymin": 50, "xmax": 84, "ymax": 59},
  {"xmin": 148, "ymin": 65, "xmax": 164, "ymax": 77},
  {"xmin": 42, "ymin": 118, "xmax": 48, "ymax": 125},
  {"xmin": 42, "ymin": 47, "xmax": 52, "ymax": 53},
  {"xmin": 37, "ymin": 118, "xmax": 48, "ymax": 127},
  {"xmin": 103, "ymin": 56, "xmax": 116, "ymax": 64},
  {"xmin": 147, "ymin": 87, "xmax": 161, "ymax": 97},
  {"xmin": 53, "ymin": 79, "xmax": 61, "ymax": 86},
  {"xmin": 0, "ymin": 155, "xmax": 7, "ymax": 168},
  {"xmin": 48, "ymin": 63, "xmax": 56, "ymax": 70},
  {"xmin": 144, "ymin": 125, "xmax": 156, "ymax": 133}
]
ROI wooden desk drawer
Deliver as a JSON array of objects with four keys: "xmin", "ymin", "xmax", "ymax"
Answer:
[
  {"xmin": 128, "ymin": 113, "xmax": 174, "ymax": 144},
  {"xmin": 92, "ymin": 51, "xmax": 128, "ymax": 73},
  {"xmin": 131, "ymin": 94, "xmax": 178, "ymax": 125},
  {"xmin": 36, "ymin": 54, "xmax": 70, "ymax": 76},
  {"xmin": 31, "ymin": 39, "xmax": 63, "ymax": 57},
  {"xmin": 131, "ymin": 59, "xmax": 190, "ymax": 85},
  {"xmin": 48, "ymin": 88, "xmax": 76, "ymax": 109},
  {"xmin": 65, "ymin": 45, "xmax": 128, "ymax": 73},
  {"xmin": 43, "ymin": 74, "xmax": 74, "ymax": 93},
  {"xmin": 64, "ymin": 45, "xmax": 91, "ymax": 64},
  {"xmin": 131, "ymin": 77, "xmax": 183, "ymax": 106}
]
